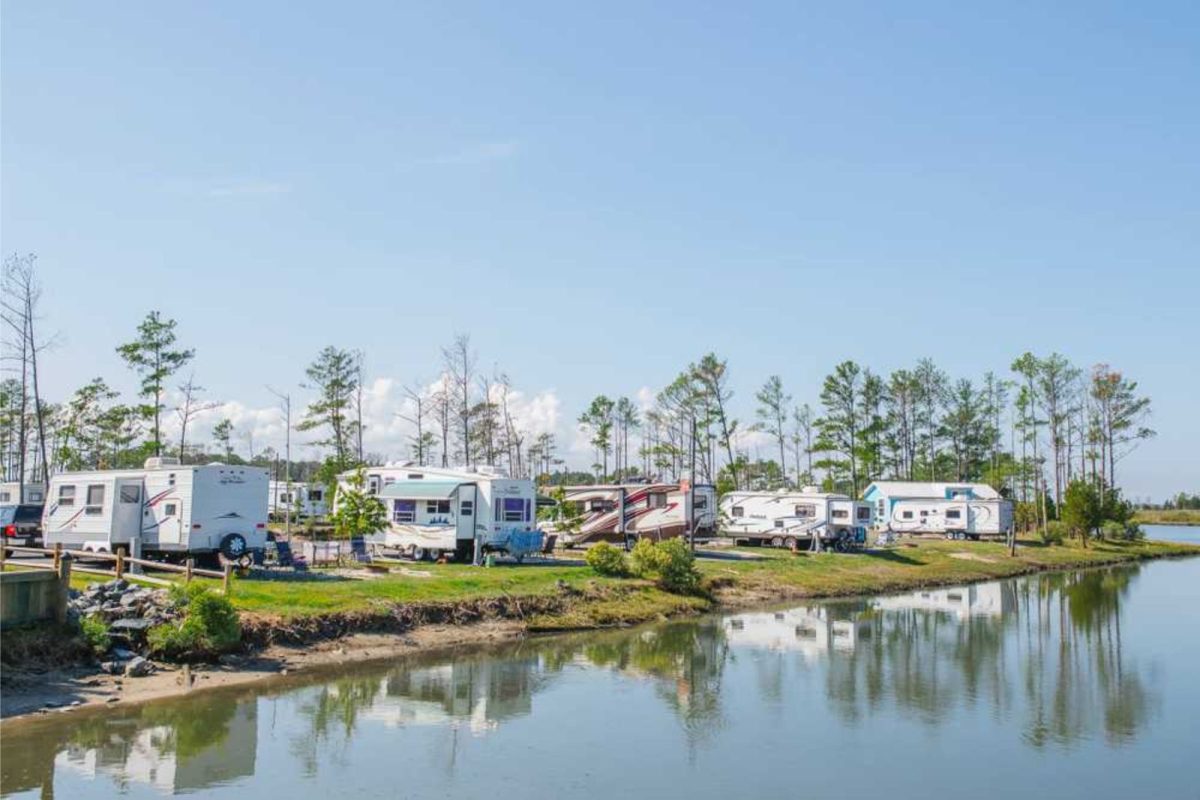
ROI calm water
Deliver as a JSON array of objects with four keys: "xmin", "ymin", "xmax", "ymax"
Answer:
[{"xmin": 3, "ymin": 528, "xmax": 1198, "ymax": 800}]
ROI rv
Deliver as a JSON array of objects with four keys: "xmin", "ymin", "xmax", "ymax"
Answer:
[
  {"xmin": 267, "ymin": 480, "xmax": 328, "ymax": 518},
  {"xmin": 719, "ymin": 488, "xmax": 871, "ymax": 549},
  {"xmin": 0, "ymin": 482, "xmax": 45, "ymax": 504},
  {"xmin": 42, "ymin": 457, "xmax": 269, "ymax": 563},
  {"xmin": 862, "ymin": 481, "xmax": 1013, "ymax": 539},
  {"xmin": 339, "ymin": 464, "xmax": 544, "ymax": 562},
  {"xmin": 547, "ymin": 483, "xmax": 718, "ymax": 547}
]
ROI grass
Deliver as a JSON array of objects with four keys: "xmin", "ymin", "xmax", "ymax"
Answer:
[{"xmin": 1134, "ymin": 509, "xmax": 1200, "ymax": 526}]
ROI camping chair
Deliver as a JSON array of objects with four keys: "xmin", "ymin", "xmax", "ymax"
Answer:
[
  {"xmin": 540, "ymin": 534, "xmax": 558, "ymax": 557},
  {"xmin": 350, "ymin": 536, "xmax": 389, "ymax": 573},
  {"xmin": 274, "ymin": 540, "xmax": 309, "ymax": 572}
]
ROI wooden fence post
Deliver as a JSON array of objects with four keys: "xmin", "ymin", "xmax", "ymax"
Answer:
[
  {"xmin": 222, "ymin": 563, "xmax": 233, "ymax": 596},
  {"xmin": 185, "ymin": 558, "xmax": 194, "ymax": 584},
  {"xmin": 56, "ymin": 555, "xmax": 72, "ymax": 624},
  {"xmin": 116, "ymin": 550, "xmax": 125, "ymax": 580},
  {"xmin": 53, "ymin": 543, "xmax": 62, "ymax": 571},
  {"xmin": 0, "ymin": 543, "xmax": 6, "ymax": 570}
]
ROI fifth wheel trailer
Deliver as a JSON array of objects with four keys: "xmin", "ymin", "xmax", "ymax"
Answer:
[{"xmin": 42, "ymin": 457, "xmax": 269, "ymax": 564}]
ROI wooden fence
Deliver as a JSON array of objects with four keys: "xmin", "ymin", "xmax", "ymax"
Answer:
[{"xmin": 0, "ymin": 545, "xmax": 234, "ymax": 595}]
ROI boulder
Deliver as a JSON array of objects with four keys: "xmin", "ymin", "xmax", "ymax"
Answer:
[{"xmin": 124, "ymin": 657, "xmax": 154, "ymax": 678}]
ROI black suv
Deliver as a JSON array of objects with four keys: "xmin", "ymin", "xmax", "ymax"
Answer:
[{"xmin": 1, "ymin": 503, "xmax": 44, "ymax": 555}]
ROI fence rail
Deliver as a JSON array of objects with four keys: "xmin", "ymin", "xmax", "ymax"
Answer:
[{"xmin": 1, "ymin": 545, "xmax": 233, "ymax": 594}]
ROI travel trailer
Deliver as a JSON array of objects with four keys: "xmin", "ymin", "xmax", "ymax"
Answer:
[
  {"xmin": 862, "ymin": 481, "xmax": 1013, "ymax": 539},
  {"xmin": 547, "ymin": 482, "xmax": 718, "ymax": 547},
  {"xmin": 266, "ymin": 480, "xmax": 328, "ymax": 518},
  {"xmin": 0, "ymin": 482, "xmax": 45, "ymax": 504},
  {"xmin": 42, "ymin": 457, "xmax": 269, "ymax": 563},
  {"xmin": 719, "ymin": 488, "xmax": 871, "ymax": 549},
  {"xmin": 339, "ymin": 464, "xmax": 544, "ymax": 562}
]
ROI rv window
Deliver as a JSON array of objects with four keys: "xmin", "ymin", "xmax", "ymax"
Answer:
[
  {"xmin": 407, "ymin": 473, "xmax": 423, "ymax": 480},
  {"xmin": 29, "ymin": 490, "xmax": 43, "ymax": 502},
  {"xmin": 692, "ymin": 495, "xmax": 708, "ymax": 510},
  {"xmin": 280, "ymin": 493, "xmax": 292, "ymax": 504},
  {"xmin": 795, "ymin": 503, "xmax": 816, "ymax": 518},
  {"xmin": 367, "ymin": 476, "xmax": 381, "ymax": 495},
  {"xmin": 58, "ymin": 485, "xmax": 76, "ymax": 507},
  {"xmin": 920, "ymin": 510, "xmax": 929, "ymax": 516},
  {"xmin": 902, "ymin": 511, "xmax": 913, "ymax": 519},
  {"xmin": 85, "ymin": 485, "xmax": 105, "ymax": 515},
  {"xmin": 648, "ymin": 494, "xmax": 666, "ymax": 509},
  {"xmin": 502, "ymin": 497, "xmax": 526, "ymax": 522},
  {"xmin": 946, "ymin": 509, "xmax": 962, "ymax": 520},
  {"xmin": 393, "ymin": 500, "xmax": 416, "ymax": 523},
  {"xmin": 0, "ymin": 492, "xmax": 8, "ymax": 503},
  {"xmin": 164, "ymin": 503, "xmax": 177, "ymax": 516},
  {"xmin": 832, "ymin": 508, "xmax": 848, "ymax": 520},
  {"xmin": 857, "ymin": 507, "xmax": 871, "ymax": 521},
  {"xmin": 309, "ymin": 489, "xmax": 323, "ymax": 502},
  {"xmin": 731, "ymin": 506, "xmax": 744, "ymax": 518},
  {"xmin": 119, "ymin": 485, "xmax": 141, "ymax": 504},
  {"xmin": 460, "ymin": 500, "xmax": 473, "ymax": 517},
  {"xmin": 426, "ymin": 500, "xmax": 451, "ymax": 515}
]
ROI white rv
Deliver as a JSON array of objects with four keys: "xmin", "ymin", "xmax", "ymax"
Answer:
[
  {"xmin": 720, "ymin": 488, "xmax": 871, "ymax": 549},
  {"xmin": 338, "ymin": 464, "xmax": 544, "ymax": 562},
  {"xmin": 862, "ymin": 481, "xmax": 1013, "ymax": 539},
  {"xmin": 546, "ymin": 482, "xmax": 718, "ymax": 547},
  {"xmin": 42, "ymin": 457, "xmax": 269, "ymax": 563},
  {"xmin": 267, "ymin": 480, "xmax": 328, "ymax": 518},
  {"xmin": 0, "ymin": 482, "xmax": 46, "ymax": 504}
]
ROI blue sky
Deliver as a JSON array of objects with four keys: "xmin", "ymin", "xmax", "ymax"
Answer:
[{"xmin": 2, "ymin": 1, "xmax": 1197, "ymax": 499}]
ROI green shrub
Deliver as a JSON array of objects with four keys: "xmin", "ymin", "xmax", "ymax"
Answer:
[
  {"xmin": 79, "ymin": 616, "xmax": 111, "ymax": 655},
  {"xmin": 586, "ymin": 542, "xmax": 629, "ymax": 577},
  {"xmin": 1041, "ymin": 521, "xmax": 1067, "ymax": 545},
  {"xmin": 1102, "ymin": 520, "xmax": 1144, "ymax": 541},
  {"xmin": 629, "ymin": 538, "xmax": 702, "ymax": 594},
  {"xmin": 149, "ymin": 584, "xmax": 241, "ymax": 661}
]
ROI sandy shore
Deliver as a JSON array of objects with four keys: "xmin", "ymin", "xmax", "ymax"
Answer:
[{"xmin": 1, "ymin": 620, "xmax": 523, "ymax": 722}]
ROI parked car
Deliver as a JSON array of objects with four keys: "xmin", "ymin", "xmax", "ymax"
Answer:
[{"xmin": 2, "ymin": 503, "xmax": 45, "ymax": 555}]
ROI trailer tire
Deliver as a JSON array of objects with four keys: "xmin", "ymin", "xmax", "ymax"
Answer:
[
  {"xmin": 412, "ymin": 546, "xmax": 428, "ymax": 562},
  {"xmin": 770, "ymin": 536, "xmax": 784, "ymax": 548},
  {"xmin": 219, "ymin": 533, "xmax": 248, "ymax": 561}
]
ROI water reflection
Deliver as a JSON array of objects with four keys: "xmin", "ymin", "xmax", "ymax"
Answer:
[{"xmin": 0, "ymin": 564, "xmax": 1165, "ymax": 798}]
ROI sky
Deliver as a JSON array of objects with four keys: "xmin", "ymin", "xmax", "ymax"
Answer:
[{"xmin": 2, "ymin": 1, "xmax": 1197, "ymax": 500}]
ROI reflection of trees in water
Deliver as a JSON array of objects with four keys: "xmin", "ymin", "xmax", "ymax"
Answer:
[
  {"xmin": 823, "ymin": 566, "xmax": 1154, "ymax": 748},
  {"xmin": 1018, "ymin": 568, "xmax": 1154, "ymax": 748},
  {"xmin": 289, "ymin": 676, "xmax": 382, "ymax": 776}
]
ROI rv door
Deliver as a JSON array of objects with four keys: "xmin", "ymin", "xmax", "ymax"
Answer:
[{"xmin": 113, "ymin": 479, "xmax": 145, "ymax": 541}]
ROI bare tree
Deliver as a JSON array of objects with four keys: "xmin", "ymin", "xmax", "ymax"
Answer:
[
  {"xmin": 398, "ymin": 382, "xmax": 431, "ymax": 466},
  {"xmin": 174, "ymin": 374, "xmax": 219, "ymax": 461},
  {"xmin": 442, "ymin": 335, "xmax": 476, "ymax": 467},
  {"xmin": 2, "ymin": 254, "xmax": 54, "ymax": 492}
]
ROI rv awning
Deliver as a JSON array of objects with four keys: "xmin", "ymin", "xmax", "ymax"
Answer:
[{"xmin": 377, "ymin": 481, "xmax": 464, "ymax": 500}]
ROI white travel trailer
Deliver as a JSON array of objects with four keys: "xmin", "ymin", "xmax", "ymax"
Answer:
[
  {"xmin": 862, "ymin": 481, "xmax": 1013, "ymax": 539},
  {"xmin": 546, "ymin": 482, "xmax": 718, "ymax": 547},
  {"xmin": 42, "ymin": 457, "xmax": 269, "ymax": 563},
  {"xmin": 0, "ymin": 482, "xmax": 45, "ymax": 504},
  {"xmin": 267, "ymin": 480, "xmax": 328, "ymax": 517},
  {"xmin": 719, "ymin": 488, "xmax": 871, "ymax": 549},
  {"xmin": 339, "ymin": 464, "xmax": 544, "ymax": 562}
]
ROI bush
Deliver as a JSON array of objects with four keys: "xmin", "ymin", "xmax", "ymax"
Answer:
[
  {"xmin": 79, "ymin": 616, "xmax": 111, "ymax": 656},
  {"xmin": 586, "ymin": 542, "xmax": 629, "ymax": 577},
  {"xmin": 1041, "ymin": 521, "xmax": 1067, "ymax": 545},
  {"xmin": 1102, "ymin": 520, "xmax": 1145, "ymax": 541},
  {"xmin": 629, "ymin": 538, "xmax": 702, "ymax": 594},
  {"xmin": 149, "ymin": 584, "xmax": 241, "ymax": 661}
]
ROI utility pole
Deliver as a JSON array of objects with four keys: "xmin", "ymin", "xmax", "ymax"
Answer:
[
  {"xmin": 688, "ymin": 415, "xmax": 697, "ymax": 553},
  {"xmin": 268, "ymin": 387, "xmax": 292, "ymax": 541}
]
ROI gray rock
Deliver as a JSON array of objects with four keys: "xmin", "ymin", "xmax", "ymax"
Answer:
[
  {"xmin": 118, "ymin": 594, "xmax": 141, "ymax": 608},
  {"xmin": 110, "ymin": 618, "xmax": 152, "ymax": 632},
  {"xmin": 124, "ymin": 657, "xmax": 153, "ymax": 678},
  {"xmin": 111, "ymin": 647, "xmax": 136, "ymax": 660}
]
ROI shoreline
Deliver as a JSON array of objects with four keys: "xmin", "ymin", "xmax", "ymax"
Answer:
[{"xmin": 3, "ymin": 538, "xmax": 1197, "ymax": 724}]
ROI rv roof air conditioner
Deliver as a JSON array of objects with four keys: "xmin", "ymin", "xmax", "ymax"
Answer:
[{"xmin": 144, "ymin": 456, "xmax": 182, "ymax": 469}]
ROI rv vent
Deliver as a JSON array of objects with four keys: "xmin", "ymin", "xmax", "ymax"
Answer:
[{"xmin": 144, "ymin": 456, "xmax": 182, "ymax": 469}]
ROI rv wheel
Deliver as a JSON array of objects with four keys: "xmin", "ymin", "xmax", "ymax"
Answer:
[
  {"xmin": 412, "ymin": 546, "xmax": 428, "ymax": 562},
  {"xmin": 784, "ymin": 537, "xmax": 798, "ymax": 552},
  {"xmin": 219, "ymin": 534, "xmax": 248, "ymax": 560},
  {"xmin": 770, "ymin": 536, "xmax": 784, "ymax": 548}
]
